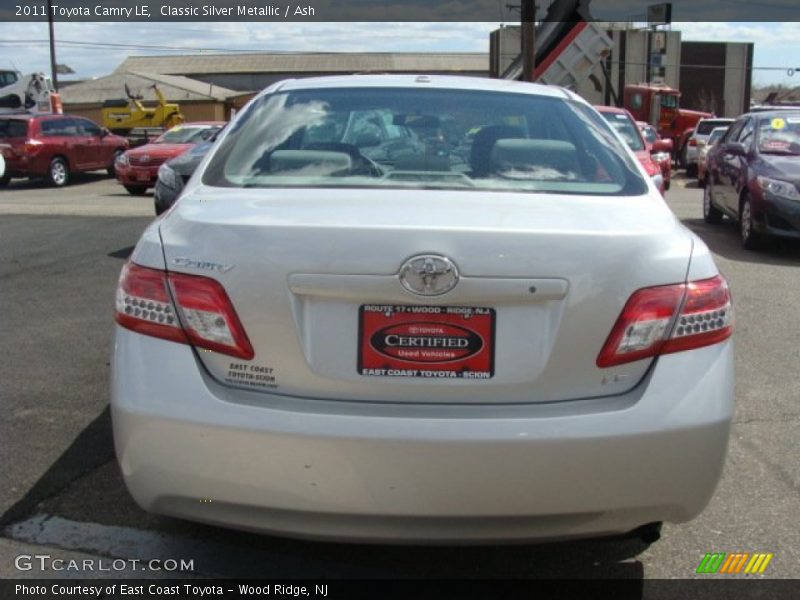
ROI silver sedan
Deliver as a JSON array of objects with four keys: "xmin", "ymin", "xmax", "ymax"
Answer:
[{"xmin": 111, "ymin": 75, "xmax": 734, "ymax": 543}]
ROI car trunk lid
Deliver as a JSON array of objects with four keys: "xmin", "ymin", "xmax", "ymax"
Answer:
[{"xmin": 158, "ymin": 186, "xmax": 692, "ymax": 404}]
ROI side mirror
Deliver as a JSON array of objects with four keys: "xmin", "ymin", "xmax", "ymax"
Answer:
[
  {"xmin": 726, "ymin": 142, "xmax": 747, "ymax": 157},
  {"xmin": 652, "ymin": 138, "xmax": 673, "ymax": 153},
  {"xmin": 100, "ymin": 127, "xmax": 111, "ymax": 137}
]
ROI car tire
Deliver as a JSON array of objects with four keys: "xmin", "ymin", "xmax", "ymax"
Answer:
[
  {"xmin": 0, "ymin": 173, "xmax": 10, "ymax": 187},
  {"xmin": 703, "ymin": 182, "xmax": 723, "ymax": 224},
  {"xmin": 47, "ymin": 157, "xmax": 69, "ymax": 187},
  {"xmin": 686, "ymin": 163, "xmax": 697, "ymax": 178},
  {"xmin": 108, "ymin": 149, "xmax": 124, "ymax": 177},
  {"xmin": 740, "ymin": 195, "xmax": 765, "ymax": 250},
  {"xmin": 679, "ymin": 145, "xmax": 687, "ymax": 170},
  {"xmin": 154, "ymin": 198, "xmax": 166, "ymax": 216},
  {"xmin": 664, "ymin": 178, "xmax": 670, "ymax": 191},
  {"xmin": 124, "ymin": 185, "xmax": 148, "ymax": 196}
]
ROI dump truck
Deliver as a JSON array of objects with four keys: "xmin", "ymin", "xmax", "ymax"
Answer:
[{"xmin": 499, "ymin": 0, "xmax": 613, "ymax": 90}]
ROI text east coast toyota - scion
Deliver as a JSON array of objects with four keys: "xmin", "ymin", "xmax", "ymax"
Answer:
[{"xmin": 111, "ymin": 75, "xmax": 734, "ymax": 543}]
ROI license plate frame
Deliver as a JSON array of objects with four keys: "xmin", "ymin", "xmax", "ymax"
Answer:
[{"xmin": 358, "ymin": 304, "xmax": 495, "ymax": 379}]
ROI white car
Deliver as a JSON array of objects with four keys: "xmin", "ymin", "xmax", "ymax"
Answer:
[
  {"xmin": 684, "ymin": 118, "xmax": 735, "ymax": 176},
  {"xmin": 112, "ymin": 75, "xmax": 734, "ymax": 543}
]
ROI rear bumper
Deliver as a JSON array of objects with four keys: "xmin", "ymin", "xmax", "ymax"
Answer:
[{"xmin": 111, "ymin": 328, "xmax": 734, "ymax": 543}]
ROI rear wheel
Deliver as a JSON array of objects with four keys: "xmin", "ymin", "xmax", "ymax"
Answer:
[
  {"xmin": 740, "ymin": 195, "xmax": 765, "ymax": 250},
  {"xmin": 124, "ymin": 185, "xmax": 148, "ymax": 196},
  {"xmin": 703, "ymin": 182, "xmax": 723, "ymax": 224},
  {"xmin": 0, "ymin": 173, "xmax": 10, "ymax": 187},
  {"xmin": 47, "ymin": 157, "xmax": 69, "ymax": 187},
  {"xmin": 686, "ymin": 162, "xmax": 697, "ymax": 178}
]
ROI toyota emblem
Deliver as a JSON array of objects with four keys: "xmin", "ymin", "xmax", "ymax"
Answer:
[{"xmin": 399, "ymin": 255, "xmax": 459, "ymax": 296}]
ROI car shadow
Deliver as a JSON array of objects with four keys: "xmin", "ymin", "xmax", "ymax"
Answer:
[
  {"xmin": 682, "ymin": 217, "xmax": 800, "ymax": 266},
  {"xmin": 107, "ymin": 245, "xmax": 135, "ymax": 259},
  {"xmin": 2, "ymin": 172, "xmax": 111, "ymax": 190}
]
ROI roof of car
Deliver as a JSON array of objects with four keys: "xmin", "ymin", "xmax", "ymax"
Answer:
[
  {"xmin": 172, "ymin": 121, "xmax": 226, "ymax": 128},
  {"xmin": 594, "ymin": 105, "xmax": 627, "ymax": 114},
  {"xmin": 744, "ymin": 109, "xmax": 800, "ymax": 118},
  {"xmin": 270, "ymin": 74, "xmax": 575, "ymax": 100}
]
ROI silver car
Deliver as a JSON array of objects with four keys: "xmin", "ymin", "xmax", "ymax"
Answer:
[{"xmin": 112, "ymin": 75, "xmax": 734, "ymax": 543}]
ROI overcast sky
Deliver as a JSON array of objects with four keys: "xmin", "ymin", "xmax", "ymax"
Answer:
[{"xmin": 0, "ymin": 22, "xmax": 797, "ymax": 88}]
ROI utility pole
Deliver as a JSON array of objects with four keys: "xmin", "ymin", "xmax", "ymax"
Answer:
[
  {"xmin": 521, "ymin": 1, "xmax": 536, "ymax": 82},
  {"xmin": 47, "ymin": 0, "xmax": 58, "ymax": 90}
]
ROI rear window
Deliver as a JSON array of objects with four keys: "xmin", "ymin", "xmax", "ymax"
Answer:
[
  {"xmin": 696, "ymin": 120, "xmax": 733, "ymax": 135},
  {"xmin": 203, "ymin": 87, "xmax": 647, "ymax": 196},
  {"xmin": 0, "ymin": 119, "xmax": 29, "ymax": 138},
  {"xmin": 41, "ymin": 118, "xmax": 79, "ymax": 136},
  {"xmin": 598, "ymin": 111, "xmax": 645, "ymax": 152}
]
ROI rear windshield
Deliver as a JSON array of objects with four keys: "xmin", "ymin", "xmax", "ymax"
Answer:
[
  {"xmin": 158, "ymin": 125, "xmax": 220, "ymax": 144},
  {"xmin": 598, "ymin": 111, "xmax": 645, "ymax": 152},
  {"xmin": 203, "ymin": 87, "xmax": 647, "ymax": 196},
  {"xmin": 0, "ymin": 119, "xmax": 29, "ymax": 138},
  {"xmin": 696, "ymin": 120, "xmax": 733, "ymax": 135}
]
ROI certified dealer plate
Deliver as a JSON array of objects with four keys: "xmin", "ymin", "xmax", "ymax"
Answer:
[{"xmin": 358, "ymin": 305, "xmax": 495, "ymax": 379}]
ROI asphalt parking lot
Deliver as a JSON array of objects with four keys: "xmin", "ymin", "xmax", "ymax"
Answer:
[{"xmin": 1, "ymin": 172, "xmax": 798, "ymax": 581}]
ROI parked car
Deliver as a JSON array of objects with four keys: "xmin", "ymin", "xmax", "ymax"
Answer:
[
  {"xmin": 683, "ymin": 118, "xmax": 735, "ymax": 177},
  {"xmin": 637, "ymin": 120, "xmax": 673, "ymax": 190},
  {"xmin": 115, "ymin": 122, "xmax": 224, "ymax": 195},
  {"xmin": 703, "ymin": 110, "xmax": 800, "ymax": 249},
  {"xmin": 0, "ymin": 113, "xmax": 128, "ymax": 187},
  {"xmin": 595, "ymin": 106, "xmax": 665, "ymax": 195},
  {"xmin": 113, "ymin": 75, "xmax": 733, "ymax": 544},
  {"xmin": 697, "ymin": 126, "xmax": 729, "ymax": 187},
  {"xmin": 153, "ymin": 129, "xmax": 224, "ymax": 215}
]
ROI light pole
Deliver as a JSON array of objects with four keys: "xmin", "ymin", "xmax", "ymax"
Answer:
[
  {"xmin": 47, "ymin": 0, "xmax": 58, "ymax": 90},
  {"xmin": 521, "ymin": 1, "xmax": 536, "ymax": 82}
]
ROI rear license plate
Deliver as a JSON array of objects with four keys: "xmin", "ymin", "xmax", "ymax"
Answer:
[{"xmin": 358, "ymin": 305, "xmax": 495, "ymax": 379}]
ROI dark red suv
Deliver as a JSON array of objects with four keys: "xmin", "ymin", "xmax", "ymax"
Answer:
[{"xmin": 0, "ymin": 114, "xmax": 129, "ymax": 187}]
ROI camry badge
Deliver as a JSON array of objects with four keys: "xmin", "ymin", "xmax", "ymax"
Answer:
[
  {"xmin": 399, "ymin": 255, "xmax": 459, "ymax": 296},
  {"xmin": 172, "ymin": 257, "xmax": 234, "ymax": 273}
]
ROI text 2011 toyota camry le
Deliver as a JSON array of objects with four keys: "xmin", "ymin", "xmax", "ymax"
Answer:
[{"xmin": 111, "ymin": 75, "xmax": 734, "ymax": 543}]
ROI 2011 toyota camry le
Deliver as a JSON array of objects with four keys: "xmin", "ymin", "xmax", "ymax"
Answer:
[{"xmin": 111, "ymin": 75, "xmax": 734, "ymax": 544}]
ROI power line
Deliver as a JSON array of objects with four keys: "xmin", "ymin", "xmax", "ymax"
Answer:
[{"xmin": 0, "ymin": 38, "xmax": 280, "ymax": 53}]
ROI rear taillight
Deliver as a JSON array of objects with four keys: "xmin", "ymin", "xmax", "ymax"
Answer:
[
  {"xmin": 115, "ymin": 262, "xmax": 254, "ymax": 360},
  {"xmin": 24, "ymin": 139, "xmax": 43, "ymax": 155},
  {"xmin": 688, "ymin": 138, "xmax": 697, "ymax": 147},
  {"xmin": 597, "ymin": 275, "xmax": 732, "ymax": 368}
]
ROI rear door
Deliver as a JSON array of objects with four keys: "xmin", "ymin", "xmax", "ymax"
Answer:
[
  {"xmin": 0, "ymin": 117, "xmax": 31, "ymax": 170},
  {"xmin": 75, "ymin": 118, "xmax": 107, "ymax": 168}
]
